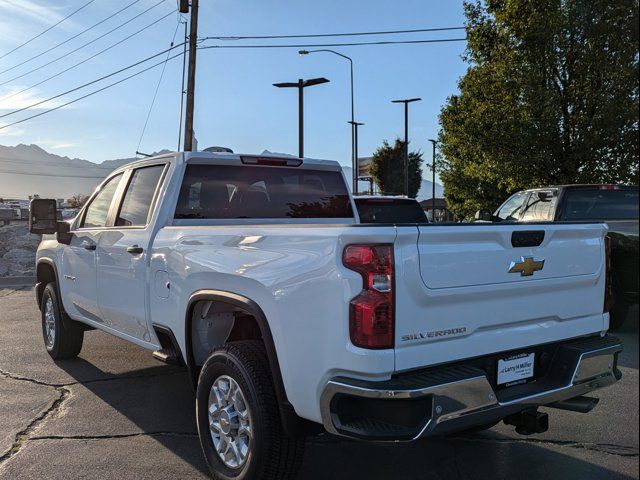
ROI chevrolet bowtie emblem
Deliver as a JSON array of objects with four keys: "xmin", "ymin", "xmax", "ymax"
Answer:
[{"xmin": 509, "ymin": 256, "xmax": 545, "ymax": 276}]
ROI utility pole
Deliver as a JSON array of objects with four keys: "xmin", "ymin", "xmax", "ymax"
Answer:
[
  {"xmin": 392, "ymin": 98, "xmax": 421, "ymax": 197},
  {"xmin": 183, "ymin": 0, "xmax": 198, "ymax": 152},
  {"xmin": 177, "ymin": 19, "xmax": 188, "ymax": 151}
]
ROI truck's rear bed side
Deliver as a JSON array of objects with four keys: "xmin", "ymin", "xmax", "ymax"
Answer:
[{"xmin": 394, "ymin": 222, "xmax": 608, "ymax": 372}]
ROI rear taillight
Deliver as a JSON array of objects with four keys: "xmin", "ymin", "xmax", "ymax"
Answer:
[
  {"xmin": 604, "ymin": 235, "xmax": 613, "ymax": 314},
  {"xmin": 343, "ymin": 244, "xmax": 394, "ymax": 349}
]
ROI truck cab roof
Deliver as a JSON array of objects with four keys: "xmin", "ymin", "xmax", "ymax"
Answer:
[{"xmin": 114, "ymin": 151, "xmax": 343, "ymax": 171}]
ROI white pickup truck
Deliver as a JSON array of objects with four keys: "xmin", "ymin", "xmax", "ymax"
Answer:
[{"xmin": 30, "ymin": 151, "xmax": 622, "ymax": 480}]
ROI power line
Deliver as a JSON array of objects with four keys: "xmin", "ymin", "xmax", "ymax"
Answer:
[
  {"xmin": 198, "ymin": 37, "xmax": 467, "ymax": 50},
  {"xmin": 0, "ymin": 0, "xmax": 143, "ymax": 76},
  {"xmin": 202, "ymin": 26, "xmax": 466, "ymax": 41},
  {"xmin": 137, "ymin": 19, "xmax": 183, "ymax": 151},
  {"xmin": 0, "ymin": 41, "xmax": 184, "ymax": 120},
  {"xmin": 0, "ymin": 10, "xmax": 178, "ymax": 104},
  {"xmin": 0, "ymin": 52, "xmax": 184, "ymax": 131},
  {"xmin": 0, "ymin": 0, "xmax": 98, "ymax": 60},
  {"xmin": 0, "ymin": 0, "xmax": 167, "ymax": 87}
]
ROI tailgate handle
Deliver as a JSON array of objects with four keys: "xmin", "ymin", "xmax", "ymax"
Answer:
[{"xmin": 512, "ymin": 230, "xmax": 545, "ymax": 248}]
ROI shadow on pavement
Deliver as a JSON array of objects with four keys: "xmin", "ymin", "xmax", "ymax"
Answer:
[
  {"xmin": 54, "ymin": 356, "xmax": 636, "ymax": 480},
  {"xmin": 54, "ymin": 358, "xmax": 210, "ymax": 476},
  {"xmin": 613, "ymin": 304, "xmax": 638, "ymax": 370},
  {"xmin": 298, "ymin": 432, "xmax": 637, "ymax": 480}
]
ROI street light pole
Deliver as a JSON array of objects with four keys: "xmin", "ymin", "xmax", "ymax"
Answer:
[
  {"xmin": 299, "ymin": 49, "xmax": 358, "ymax": 193},
  {"xmin": 273, "ymin": 77, "xmax": 330, "ymax": 158},
  {"xmin": 392, "ymin": 98, "xmax": 421, "ymax": 197},
  {"xmin": 428, "ymin": 139, "xmax": 438, "ymax": 218},
  {"xmin": 349, "ymin": 121, "xmax": 364, "ymax": 192},
  {"xmin": 298, "ymin": 79, "xmax": 304, "ymax": 158}
]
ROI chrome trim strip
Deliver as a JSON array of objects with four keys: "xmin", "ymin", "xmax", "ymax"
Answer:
[{"xmin": 320, "ymin": 341, "xmax": 622, "ymax": 440}]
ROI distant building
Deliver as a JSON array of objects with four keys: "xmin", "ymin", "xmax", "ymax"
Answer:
[
  {"xmin": 420, "ymin": 198, "xmax": 455, "ymax": 223},
  {"xmin": 358, "ymin": 157, "xmax": 373, "ymax": 178}
]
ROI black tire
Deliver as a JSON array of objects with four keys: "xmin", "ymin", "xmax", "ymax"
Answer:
[
  {"xmin": 40, "ymin": 282, "xmax": 84, "ymax": 359},
  {"xmin": 196, "ymin": 340, "xmax": 305, "ymax": 480}
]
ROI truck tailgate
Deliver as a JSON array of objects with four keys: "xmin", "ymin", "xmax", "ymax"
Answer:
[{"xmin": 394, "ymin": 223, "xmax": 608, "ymax": 372}]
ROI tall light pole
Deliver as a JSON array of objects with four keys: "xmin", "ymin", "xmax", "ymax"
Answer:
[
  {"xmin": 273, "ymin": 77, "xmax": 330, "ymax": 158},
  {"xmin": 428, "ymin": 139, "xmax": 438, "ymax": 219},
  {"xmin": 299, "ymin": 49, "xmax": 358, "ymax": 193},
  {"xmin": 392, "ymin": 98, "xmax": 421, "ymax": 197},
  {"xmin": 349, "ymin": 121, "xmax": 364, "ymax": 193}
]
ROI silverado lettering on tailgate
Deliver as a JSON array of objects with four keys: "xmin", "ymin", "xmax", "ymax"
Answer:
[{"xmin": 401, "ymin": 327, "xmax": 467, "ymax": 342}]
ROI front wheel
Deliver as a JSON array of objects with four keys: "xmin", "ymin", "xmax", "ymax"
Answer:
[
  {"xmin": 41, "ymin": 282, "xmax": 84, "ymax": 359},
  {"xmin": 196, "ymin": 341, "xmax": 305, "ymax": 480}
]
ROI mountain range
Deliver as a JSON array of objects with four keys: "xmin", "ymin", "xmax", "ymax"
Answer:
[{"xmin": 0, "ymin": 143, "xmax": 443, "ymax": 201}]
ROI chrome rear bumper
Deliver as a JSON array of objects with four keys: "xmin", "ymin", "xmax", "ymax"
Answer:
[{"xmin": 320, "ymin": 335, "xmax": 622, "ymax": 441}]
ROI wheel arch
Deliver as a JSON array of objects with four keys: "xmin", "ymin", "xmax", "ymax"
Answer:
[
  {"xmin": 185, "ymin": 289, "xmax": 319, "ymax": 436},
  {"xmin": 36, "ymin": 258, "xmax": 77, "ymax": 331},
  {"xmin": 36, "ymin": 258, "xmax": 59, "ymax": 308}
]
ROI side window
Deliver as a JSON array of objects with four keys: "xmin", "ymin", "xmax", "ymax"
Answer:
[
  {"xmin": 494, "ymin": 192, "xmax": 527, "ymax": 222},
  {"xmin": 81, "ymin": 174, "xmax": 123, "ymax": 228},
  {"xmin": 116, "ymin": 165, "xmax": 165, "ymax": 227},
  {"xmin": 520, "ymin": 190, "xmax": 558, "ymax": 222}
]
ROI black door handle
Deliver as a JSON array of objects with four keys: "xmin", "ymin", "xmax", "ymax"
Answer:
[
  {"xmin": 127, "ymin": 245, "xmax": 143, "ymax": 254},
  {"xmin": 81, "ymin": 241, "xmax": 96, "ymax": 251}
]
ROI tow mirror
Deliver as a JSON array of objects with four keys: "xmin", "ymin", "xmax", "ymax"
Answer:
[
  {"xmin": 474, "ymin": 208, "xmax": 493, "ymax": 222},
  {"xmin": 29, "ymin": 199, "xmax": 58, "ymax": 234}
]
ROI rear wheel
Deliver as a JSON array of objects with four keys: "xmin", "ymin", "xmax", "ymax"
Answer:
[
  {"xmin": 196, "ymin": 341, "xmax": 305, "ymax": 480},
  {"xmin": 41, "ymin": 282, "xmax": 84, "ymax": 359}
]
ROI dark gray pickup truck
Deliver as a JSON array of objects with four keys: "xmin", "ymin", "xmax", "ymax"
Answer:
[{"xmin": 481, "ymin": 185, "xmax": 639, "ymax": 329}]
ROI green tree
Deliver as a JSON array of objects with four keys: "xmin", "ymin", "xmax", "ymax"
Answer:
[
  {"xmin": 439, "ymin": 0, "xmax": 639, "ymax": 219},
  {"xmin": 67, "ymin": 194, "xmax": 89, "ymax": 209},
  {"xmin": 369, "ymin": 139, "xmax": 423, "ymax": 198}
]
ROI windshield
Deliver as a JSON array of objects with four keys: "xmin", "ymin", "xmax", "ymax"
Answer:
[
  {"xmin": 355, "ymin": 198, "xmax": 427, "ymax": 224},
  {"xmin": 561, "ymin": 188, "xmax": 639, "ymax": 221},
  {"xmin": 494, "ymin": 192, "xmax": 527, "ymax": 221}
]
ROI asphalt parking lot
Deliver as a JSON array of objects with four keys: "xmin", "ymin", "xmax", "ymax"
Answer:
[{"xmin": 0, "ymin": 287, "xmax": 638, "ymax": 480}]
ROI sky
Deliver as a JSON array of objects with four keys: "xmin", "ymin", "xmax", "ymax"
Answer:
[{"xmin": 0, "ymin": 0, "xmax": 468, "ymax": 181}]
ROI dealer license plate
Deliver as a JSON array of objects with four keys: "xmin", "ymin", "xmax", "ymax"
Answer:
[{"xmin": 497, "ymin": 352, "xmax": 535, "ymax": 386}]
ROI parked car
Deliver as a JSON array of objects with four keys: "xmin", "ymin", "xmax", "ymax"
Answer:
[
  {"xmin": 479, "ymin": 184, "xmax": 638, "ymax": 329},
  {"xmin": 354, "ymin": 196, "xmax": 428, "ymax": 223},
  {"xmin": 30, "ymin": 153, "xmax": 622, "ymax": 480}
]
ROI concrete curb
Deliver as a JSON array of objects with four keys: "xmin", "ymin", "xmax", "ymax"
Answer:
[{"xmin": 0, "ymin": 276, "xmax": 36, "ymax": 288}]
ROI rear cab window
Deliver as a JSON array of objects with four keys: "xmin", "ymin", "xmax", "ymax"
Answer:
[
  {"xmin": 560, "ymin": 187, "xmax": 639, "ymax": 221},
  {"xmin": 355, "ymin": 198, "xmax": 427, "ymax": 224},
  {"xmin": 174, "ymin": 164, "xmax": 353, "ymax": 220}
]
